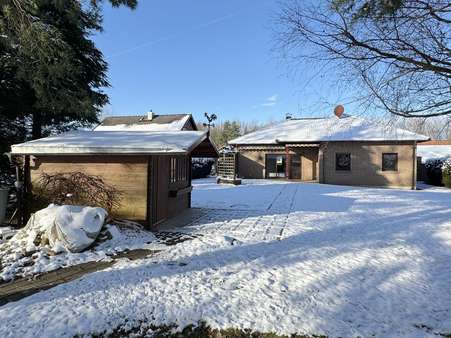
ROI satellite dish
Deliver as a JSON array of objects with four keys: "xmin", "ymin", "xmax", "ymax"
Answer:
[{"xmin": 334, "ymin": 105, "xmax": 345, "ymax": 118}]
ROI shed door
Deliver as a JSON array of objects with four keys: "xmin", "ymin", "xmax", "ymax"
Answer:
[{"xmin": 149, "ymin": 156, "xmax": 169, "ymax": 227}]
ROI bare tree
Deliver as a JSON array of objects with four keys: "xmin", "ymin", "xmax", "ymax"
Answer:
[
  {"xmin": 276, "ymin": 0, "xmax": 451, "ymax": 118},
  {"xmin": 393, "ymin": 115, "xmax": 451, "ymax": 138}
]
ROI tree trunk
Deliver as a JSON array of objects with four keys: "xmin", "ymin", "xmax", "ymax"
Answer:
[{"xmin": 32, "ymin": 111, "xmax": 42, "ymax": 139}]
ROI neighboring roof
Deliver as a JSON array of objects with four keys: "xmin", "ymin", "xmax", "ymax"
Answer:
[
  {"xmin": 11, "ymin": 130, "xmax": 209, "ymax": 155},
  {"xmin": 417, "ymin": 144, "xmax": 451, "ymax": 162},
  {"xmin": 94, "ymin": 114, "xmax": 196, "ymax": 131},
  {"xmin": 229, "ymin": 116, "xmax": 429, "ymax": 145},
  {"xmin": 420, "ymin": 140, "xmax": 451, "ymax": 146}
]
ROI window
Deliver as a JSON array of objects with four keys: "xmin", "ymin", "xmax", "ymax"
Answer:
[
  {"xmin": 170, "ymin": 157, "xmax": 177, "ymax": 183},
  {"xmin": 382, "ymin": 153, "xmax": 398, "ymax": 171},
  {"xmin": 266, "ymin": 154, "xmax": 286, "ymax": 178},
  {"xmin": 170, "ymin": 156, "xmax": 188, "ymax": 183},
  {"xmin": 336, "ymin": 153, "xmax": 351, "ymax": 171}
]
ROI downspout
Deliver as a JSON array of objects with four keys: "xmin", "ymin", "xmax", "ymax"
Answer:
[
  {"xmin": 319, "ymin": 143, "xmax": 326, "ymax": 184},
  {"xmin": 22, "ymin": 155, "xmax": 31, "ymax": 226},
  {"xmin": 413, "ymin": 141, "xmax": 416, "ymax": 189}
]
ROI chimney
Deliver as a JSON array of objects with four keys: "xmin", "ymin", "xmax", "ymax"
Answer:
[
  {"xmin": 285, "ymin": 113, "xmax": 293, "ymax": 120},
  {"xmin": 147, "ymin": 110, "xmax": 155, "ymax": 121},
  {"xmin": 334, "ymin": 105, "xmax": 344, "ymax": 118}
]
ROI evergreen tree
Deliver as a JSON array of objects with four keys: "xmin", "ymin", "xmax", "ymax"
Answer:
[
  {"xmin": 0, "ymin": 0, "xmax": 137, "ymax": 150},
  {"xmin": 210, "ymin": 120, "xmax": 242, "ymax": 147}
]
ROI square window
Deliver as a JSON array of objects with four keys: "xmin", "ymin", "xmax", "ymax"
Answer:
[
  {"xmin": 382, "ymin": 153, "xmax": 398, "ymax": 171},
  {"xmin": 336, "ymin": 153, "xmax": 351, "ymax": 171}
]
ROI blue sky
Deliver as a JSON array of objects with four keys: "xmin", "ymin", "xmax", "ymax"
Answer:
[{"xmin": 94, "ymin": 0, "xmax": 349, "ymax": 124}]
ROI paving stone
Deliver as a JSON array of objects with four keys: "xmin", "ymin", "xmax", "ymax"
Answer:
[{"xmin": 0, "ymin": 248, "xmax": 158, "ymax": 306}]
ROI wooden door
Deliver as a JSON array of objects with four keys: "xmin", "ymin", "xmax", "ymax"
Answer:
[{"xmin": 149, "ymin": 156, "xmax": 169, "ymax": 227}]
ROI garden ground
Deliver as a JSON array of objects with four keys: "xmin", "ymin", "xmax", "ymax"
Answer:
[{"xmin": 0, "ymin": 178, "xmax": 450, "ymax": 337}]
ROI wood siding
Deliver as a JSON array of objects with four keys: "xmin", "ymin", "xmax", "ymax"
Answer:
[
  {"xmin": 149, "ymin": 156, "xmax": 170, "ymax": 226},
  {"xmin": 30, "ymin": 154, "xmax": 194, "ymax": 228},
  {"xmin": 149, "ymin": 155, "xmax": 191, "ymax": 229},
  {"xmin": 167, "ymin": 155, "xmax": 191, "ymax": 220},
  {"xmin": 30, "ymin": 156, "xmax": 148, "ymax": 221}
]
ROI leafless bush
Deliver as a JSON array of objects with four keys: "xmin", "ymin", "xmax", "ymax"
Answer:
[{"xmin": 37, "ymin": 172, "xmax": 122, "ymax": 212}]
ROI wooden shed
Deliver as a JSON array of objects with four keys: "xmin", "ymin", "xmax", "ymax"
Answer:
[{"xmin": 11, "ymin": 130, "xmax": 218, "ymax": 229}]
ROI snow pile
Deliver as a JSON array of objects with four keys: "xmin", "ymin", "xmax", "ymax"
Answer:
[
  {"xmin": 0, "ymin": 205, "xmax": 106, "ymax": 281},
  {"xmin": 0, "ymin": 214, "xmax": 156, "ymax": 282},
  {"xmin": 96, "ymin": 220, "xmax": 157, "ymax": 252},
  {"xmin": 0, "ymin": 227, "xmax": 16, "ymax": 244}
]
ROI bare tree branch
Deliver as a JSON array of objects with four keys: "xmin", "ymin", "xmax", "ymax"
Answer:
[{"xmin": 276, "ymin": 0, "xmax": 451, "ymax": 118}]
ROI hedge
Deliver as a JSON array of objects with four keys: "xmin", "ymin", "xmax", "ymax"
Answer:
[{"xmin": 442, "ymin": 159, "xmax": 451, "ymax": 188}]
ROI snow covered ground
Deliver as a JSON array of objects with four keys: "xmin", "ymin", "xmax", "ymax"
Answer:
[
  {"xmin": 0, "ymin": 220, "xmax": 156, "ymax": 282},
  {"xmin": 1, "ymin": 179, "xmax": 451, "ymax": 337}
]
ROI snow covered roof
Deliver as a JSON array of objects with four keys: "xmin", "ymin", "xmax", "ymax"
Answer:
[
  {"xmin": 94, "ymin": 114, "xmax": 196, "ymax": 132},
  {"xmin": 229, "ymin": 116, "xmax": 429, "ymax": 145},
  {"xmin": 417, "ymin": 145, "xmax": 451, "ymax": 162},
  {"xmin": 11, "ymin": 130, "xmax": 209, "ymax": 155}
]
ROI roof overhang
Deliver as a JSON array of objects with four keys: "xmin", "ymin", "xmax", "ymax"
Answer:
[
  {"xmin": 189, "ymin": 134, "xmax": 219, "ymax": 158},
  {"xmin": 285, "ymin": 143, "xmax": 320, "ymax": 147},
  {"xmin": 11, "ymin": 130, "xmax": 210, "ymax": 156}
]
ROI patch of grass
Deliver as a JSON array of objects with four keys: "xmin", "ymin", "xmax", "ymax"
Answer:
[{"xmin": 84, "ymin": 322, "xmax": 327, "ymax": 338}]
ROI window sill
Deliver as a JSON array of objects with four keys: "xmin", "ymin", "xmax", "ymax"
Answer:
[{"xmin": 169, "ymin": 186, "xmax": 193, "ymax": 198}]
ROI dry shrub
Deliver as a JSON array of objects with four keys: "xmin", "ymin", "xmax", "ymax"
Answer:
[{"xmin": 37, "ymin": 172, "xmax": 122, "ymax": 212}]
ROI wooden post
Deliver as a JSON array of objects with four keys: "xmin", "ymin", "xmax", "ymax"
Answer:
[
  {"xmin": 412, "ymin": 141, "xmax": 417, "ymax": 190},
  {"xmin": 233, "ymin": 153, "xmax": 237, "ymax": 180},
  {"xmin": 285, "ymin": 146, "xmax": 291, "ymax": 179},
  {"xmin": 318, "ymin": 144, "xmax": 325, "ymax": 184},
  {"xmin": 22, "ymin": 155, "xmax": 31, "ymax": 226},
  {"xmin": 188, "ymin": 155, "xmax": 192, "ymax": 208}
]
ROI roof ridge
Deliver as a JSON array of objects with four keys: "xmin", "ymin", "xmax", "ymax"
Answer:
[{"xmin": 104, "ymin": 113, "xmax": 190, "ymax": 119}]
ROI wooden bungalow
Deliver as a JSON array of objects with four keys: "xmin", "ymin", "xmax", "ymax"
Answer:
[{"xmin": 11, "ymin": 130, "xmax": 218, "ymax": 229}]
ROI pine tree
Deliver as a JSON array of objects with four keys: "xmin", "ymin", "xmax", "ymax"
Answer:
[{"xmin": 0, "ymin": 0, "xmax": 137, "ymax": 149}]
